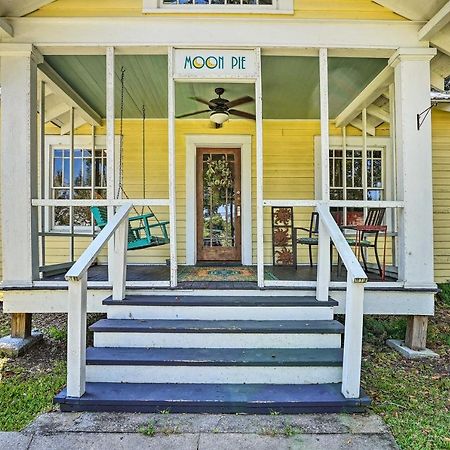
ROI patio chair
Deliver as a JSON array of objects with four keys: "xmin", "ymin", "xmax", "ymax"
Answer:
[
  {"xmin": 342, "ymin": 207, "xmax": 387, "ymax": 278},
  {"xmin": 293, "ymin": 212, "xmax": 319, "ymax": 267}
]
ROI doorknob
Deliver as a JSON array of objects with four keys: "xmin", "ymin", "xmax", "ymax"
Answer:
[{"xmin": 237, "ymin": 205, "xmax": 241, "ymax": 217}]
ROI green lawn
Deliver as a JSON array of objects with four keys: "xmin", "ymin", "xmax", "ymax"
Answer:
[
  {"xmin": 0, "ymin": 360, "xmax": 66, "ymax": 431},
  {"xmin": 362, "ymin": 287, "xmax": 450, "ymax": 450}
]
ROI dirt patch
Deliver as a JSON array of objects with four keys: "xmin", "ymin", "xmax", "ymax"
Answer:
[{"xmin": 0, "ymin": 302, "xmax": 103, "ymax": 380}]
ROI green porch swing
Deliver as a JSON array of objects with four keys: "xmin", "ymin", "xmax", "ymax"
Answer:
[{"xmin": 91, "ymin": 67, "xmax": 169, "ymax": 251}]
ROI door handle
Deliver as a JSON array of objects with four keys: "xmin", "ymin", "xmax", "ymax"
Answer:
[{"xmin": 236, "ymin": 205, "xmax": 241, "ymax": 217}]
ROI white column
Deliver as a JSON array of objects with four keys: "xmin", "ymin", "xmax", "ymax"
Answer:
[
  {"xmin": 168, "ymin": 48, "xmax": 177, "ymax": 287},
  {"xmin": 316, "ymin": 48, "xmax": 331, "ymax": 301},
  {"xmin": 106, "ymin": 46, "xmax": 116, "ymax": 283},
  {"xmin": 255, "ymin": 48, "xmax": 264, "ymax": 288},
  {"xmin": 390, "ymin": 48, "xmax": 436, "ymax": 287},
  {"xmin": 0, "ymin": 45, "xmax": 42, "ymax": 285}
]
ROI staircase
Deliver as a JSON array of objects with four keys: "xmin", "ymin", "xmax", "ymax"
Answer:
[{"xmin": 55, "ymin": 293, "xmax": 370, "ymax": 413}]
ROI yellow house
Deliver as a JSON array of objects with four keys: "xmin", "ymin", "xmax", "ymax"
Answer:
[{"xmin": 0, "ymin": 0, "xmax": 449, "ymax": 413}]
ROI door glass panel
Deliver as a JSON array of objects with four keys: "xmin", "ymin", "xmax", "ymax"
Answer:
[{"xmin": 202, "ymin": 153, "xmax": 236, "ymax": 248}]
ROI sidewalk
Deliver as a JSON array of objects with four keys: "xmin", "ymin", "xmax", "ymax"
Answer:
[{"xmin": 0, "ymin": 411, "xmax": 398, "ymax": 449}]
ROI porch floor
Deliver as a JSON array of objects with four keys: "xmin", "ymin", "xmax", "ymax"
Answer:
[{"xmin": 42, "ymin": 264, "xmax": 396, "ymax": 287}]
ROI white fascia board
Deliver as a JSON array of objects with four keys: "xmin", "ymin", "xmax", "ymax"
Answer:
[
  {"xmin": 5, "ymin": 17, "xmax": 427, "ymax": 53},
  {"xmin": 372, "ymin": 0, "xmax": 443, "ymax": 21},
  {"xmin": 0, "ymin": 17, "xmax": 13, "ymax": 37},
  {"xmin": 38, "ymin": 60, "xmax": 102, "ymax": 126},
  {"xmin": 418, "ymin": 1, "xmax": 450, "ymax": 41},
  {"xmin": 367, "ymin": 104, "xmax": 390, "ymax": 123}
]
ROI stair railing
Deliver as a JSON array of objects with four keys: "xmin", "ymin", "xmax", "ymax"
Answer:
[
  {"xmin": 64, "ymin": 203, "xmax": 132, "ymax": 398},
  {"xmin": 316, "ymin": 202, "xmax": 368, "ymax": 399}
]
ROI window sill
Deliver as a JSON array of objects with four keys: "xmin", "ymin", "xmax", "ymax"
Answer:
[{"xmin": 143, "ymin": 0, "xmax": 294, "ymax": 14}]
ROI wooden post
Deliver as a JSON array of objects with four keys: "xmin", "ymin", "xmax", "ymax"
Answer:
[
  {"xmin": 341, "ymin": 274, "xmax": 365, "ymax": 399},
  {"xmin": 405, "ymin": 315, "xmax": 429, "ymax": 351},
  {"xmin": 316, "ymin": 48, "xmax": 330, "ymax": 301},
  {"xmin": 67, "ymin": 273, "xmax": 87, "ymax": 398},
  {"xmin": 0, "ymin": 45, "xmax": 42, "ymax": 285},
  {"xmin": 255, "ymin": 47, "xmax": 264, "ymax": 288},
  {"xmin": 11, "ymin": 313, "xmax": 32, "ymax": 339},
  {"xmin": 106, "ymin": 46, "xmax": 116, "ymax": 283}
]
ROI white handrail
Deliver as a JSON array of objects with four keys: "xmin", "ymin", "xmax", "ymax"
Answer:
[
  {"xmin": 316, "ymin": 203, "xmax": 368, "ymax": 283},
  {"xmin": 316, "ymin": 202, "xmax": 367, "ymax": 400},
  {"xmin": 65, "ymin": 203, "xmax": 132, "ymax": 281},
  {"xmin": 66, "ymin": 202, "xmax": 132, "ymax": 398},
  {"xmin": 32, "ymin": 199, "xmax": 169, "ymax": 207}
]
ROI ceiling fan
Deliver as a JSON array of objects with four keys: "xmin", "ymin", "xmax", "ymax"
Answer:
[{"xmin": 176, "ymin": 87, "xmax": 256, "ymax": 128}]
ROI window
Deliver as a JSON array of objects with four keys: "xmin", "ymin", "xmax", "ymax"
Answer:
[
  {"xmin": 143, "ymin": 0, "xmax": 292, "ymax": 13},
  {"xmin": 315, "ymin": 136, "xmax": 392, "ymax": 227},
  {"xmin": 329, "ymin": 147, "xmax": 384, "ymax": 225},
  {"xmin": 51, "ymin": 146, "xmax": 107, "ymax": 228}
]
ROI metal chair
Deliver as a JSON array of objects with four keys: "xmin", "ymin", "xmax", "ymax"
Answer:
[
  {"xmin": 342, "ymin": 207, "xmax": 387, "ymax": 278},
  {"xmin": 293, "ymin": 212, "xmax": 319, "ymax": 267}
]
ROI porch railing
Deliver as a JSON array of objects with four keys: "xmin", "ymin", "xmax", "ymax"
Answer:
[
  {"xmin": 64, "ymin": 202, "xmax": 132, "ymax": 398},
  {"xmin": 316, "ymin": 202, "xmax": 368, "ymax": 398}
]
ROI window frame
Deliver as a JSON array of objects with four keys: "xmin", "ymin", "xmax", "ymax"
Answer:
[
  {"xmin": 142, "ymin": 0, "xmax": 293, "ymax": 14},
  {"xmin": 314, "ymin": 135, "xmax": 394, "ymax": 225},
  {"xmin": 45, "ymin": 135, "xmax": 120, "ymax": 234}
]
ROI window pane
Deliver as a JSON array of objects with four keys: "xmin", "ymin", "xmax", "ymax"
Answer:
[
  {"xmin": 347, "ymin": 189, "xmax": 363, "ymax": 200},
  {"xmin": 330, "ymin": 189, "xmax": 343, "ymax": 200},
  {"xmin": 53, "ymin": 157, "xmax": 63, "ymax": 187},
  {"xmin": 347, "ymin": 209, "xmax": 364, "ymax": 226},
  {"xmin": 373, "ymin": 159, "xmax": 382, "ymax": 187},
  {"xmin": 368, "ymin": 189, "xmax": 383, "ymax": 201},
  {"xmin": 63, "ymin": 158, "xmax": 70, "ymax": 186},
  {"xmin": 74, "ymin": 158, "xmax": 83, "ymax": 187}
]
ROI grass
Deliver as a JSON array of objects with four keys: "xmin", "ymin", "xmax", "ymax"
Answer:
[
  {"xmin": 361, "ymin": 286, "xmax": 450, "ymax": 450},
  {"xmin": 139, "ymin": 420, "xmax": 156, "ymax": 437},
  {"xmin": 0, "ymin": 360, "xmax": 66, "ymax": 431}
]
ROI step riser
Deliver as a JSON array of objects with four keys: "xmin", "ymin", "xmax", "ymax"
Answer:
[
  {"xmin": 86, "ymin": 366, "xmax": 342, "ymax": 384},
  {"xmin": 94, "ymin": 333, "xmax": 342, "ymax": 349},
  {"xmin": 106, "ymin": 306, "xmax": 334, "ymax": 321}
]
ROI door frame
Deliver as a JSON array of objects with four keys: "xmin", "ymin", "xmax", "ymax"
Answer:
[{"xmin": 186, "ymin": 134, "xmax": 252, "ymax": 265}]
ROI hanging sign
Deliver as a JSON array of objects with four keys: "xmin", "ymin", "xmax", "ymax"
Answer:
[{"xmin": 173, "ymin": 49, "xmax": 258, "ymax": 80}]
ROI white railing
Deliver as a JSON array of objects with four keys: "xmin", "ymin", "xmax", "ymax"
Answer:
[
  {"xmin": 65, "ymin": 203, "xmax": 132, "ymax": 398},
  {"xmin": 316, "ymin": 202, "xmax": 368, "ymax": 399}
]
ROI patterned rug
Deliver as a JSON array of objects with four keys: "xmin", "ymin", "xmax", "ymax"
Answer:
[{"xmin": 178, "ymin": 266, "xmax": 278, "ymax": 282}]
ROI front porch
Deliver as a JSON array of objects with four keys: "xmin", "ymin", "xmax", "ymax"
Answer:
[{"xmin": 0, "ymin": 41, "xmax": 438, "ymax": 412}]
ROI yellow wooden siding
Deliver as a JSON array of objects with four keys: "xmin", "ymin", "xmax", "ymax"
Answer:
[
  {"xmin": 30, "ymin": 0, "xmax": 402, "ymax": 20},
  {"xmin": 42, "ymin": 118, "xmax": 381, "ymax": 268},
  {"xmin": 432, "ymin": 110, "xmax": 450, "ymax": 283}
]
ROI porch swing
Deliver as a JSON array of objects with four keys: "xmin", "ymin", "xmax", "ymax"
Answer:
[{"xmin": 91, "ymin": 67, "xmax": 170, "ymax": 251}]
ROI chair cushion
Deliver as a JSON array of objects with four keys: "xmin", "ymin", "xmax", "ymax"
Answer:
[{"xmin": 346, "ymin": 239, "xmax": 372, "ymax": 247}]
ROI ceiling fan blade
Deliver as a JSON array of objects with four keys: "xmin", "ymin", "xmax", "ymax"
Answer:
[
  {"xmin": 225, "ymin": 96, "xmax": 254, "ymax": 108},
  {"xmin": 229, "ymin": 109, "xmax": 256, "ymax": 120},
  {"xmin": 176, "ymin": 109, "xmax": 210, "ymax": 119},
  {"xmin": 190, "ymin": 96, "xmax": 216, "ymax": 109}
]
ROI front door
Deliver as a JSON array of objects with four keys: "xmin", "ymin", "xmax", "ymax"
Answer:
[{"xmin": 197, "ymin": 148, "xmax": 241, "ymax": 262}]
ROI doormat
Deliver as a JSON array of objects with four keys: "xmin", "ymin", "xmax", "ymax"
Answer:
[{"xmin": 178, "ymin": 266, "xmax": 278, "ymax": 282}]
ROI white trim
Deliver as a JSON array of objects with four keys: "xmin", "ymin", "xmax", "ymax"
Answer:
[
  {"xmin": 185, "ymin": 134, "xmax": 253, "ymax": 266},
  {"xmin": 0, "ymin": 18, "xmax": 13, "ymax": 37},
  {"xmin": 2, "ymin": 287, "xmax": 435, "ymax": 316},
  {"xmin": 6, "ymin": 19, "xmax": 426, "ymax": 53}
]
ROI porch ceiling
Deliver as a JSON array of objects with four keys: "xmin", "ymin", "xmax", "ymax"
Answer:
[{"xmin": 44, "ymin": 55, "xmax": 387, "ymax": 121}]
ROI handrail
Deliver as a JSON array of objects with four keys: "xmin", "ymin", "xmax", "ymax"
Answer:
[
  {"xmin": 65, "ymin": 203, "xmax": 133, "ymax": 282},
  {"xmin": 32, "ymin": 199, "xmax": 169, "ymax": 207},
  {"xmin": 316, "ymin": 203, "xmax": 368, "ymax": 284}
]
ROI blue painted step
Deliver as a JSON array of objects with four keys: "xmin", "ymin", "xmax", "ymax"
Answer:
[
  {"xmin": 103, "ymin": 295, "xmax": 338, "ymax": 307},
  {"xmin": 85, "ymin": 347, "xmax": 343, "ymax": 367},
  {"xmin": 89, "ymin": 319, "xmax": 344, "ymax": 334},
  {"xmin": 55, "ymin": 382, "xmax": 370, "ymax": 414}
]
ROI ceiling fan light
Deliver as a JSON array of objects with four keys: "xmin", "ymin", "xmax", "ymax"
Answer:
[{"xmin": 210, "ymin": 111, "xmax": 229, "ymax": 125}]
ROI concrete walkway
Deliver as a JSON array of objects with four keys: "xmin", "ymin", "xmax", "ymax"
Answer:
[{"xmin": 0, "ymin": 412, "xmax": 398, "ymax": 449}]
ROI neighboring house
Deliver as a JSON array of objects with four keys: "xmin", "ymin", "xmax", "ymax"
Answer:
[{"xmin": 0, "ymin": 0, "xmax": 449, "ymax": 413}]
